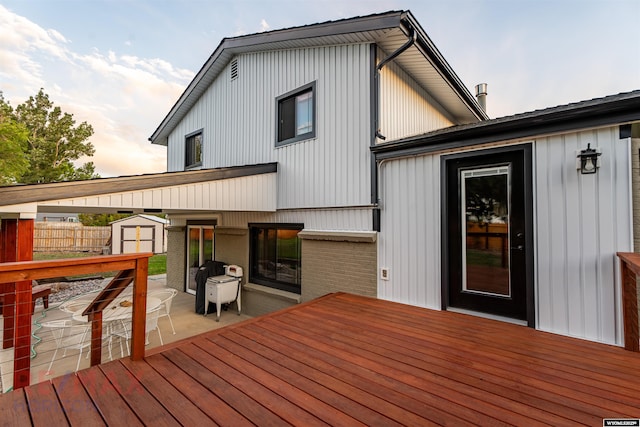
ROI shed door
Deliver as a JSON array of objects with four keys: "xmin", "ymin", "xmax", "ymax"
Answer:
[
  {"xmin": 121, "ymin": 225, "xmax": 155, "ymax": 253},
  {"xmin": 443, "ymin": 145, "xmax": 534, "ymax": 325}
]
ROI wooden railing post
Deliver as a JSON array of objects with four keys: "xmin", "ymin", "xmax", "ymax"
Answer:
[
  {"xmin": 130, "ymin": 257, "xmax": 149, "ymax": 361},
  {"xmin": 617, "ymin": 252, "xmax": 640, "ymax": 352},
  {"xmin": 89, "ymin": 311, "xmax": 104, "ymax": 367}
]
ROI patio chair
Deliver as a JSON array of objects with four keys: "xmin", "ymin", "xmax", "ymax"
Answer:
[
  {"xmin": 109, "ymin": 305, "xmax": 164, "ymax": 358},
  {"xmin": 148, "ymin": 288, "xmax": 178, "ymax": 335},
  {"xmin": 42, "ymin": 319, "xmax": 92, "ymax": 375},
  {"xmin": 58, "ymin": 291, "xmax": 101, "ymax": 314}
]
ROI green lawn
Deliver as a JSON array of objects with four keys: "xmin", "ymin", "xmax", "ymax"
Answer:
[{"xmin": 33, "ymin": 252, "xmax": 167, "ymax": 277}]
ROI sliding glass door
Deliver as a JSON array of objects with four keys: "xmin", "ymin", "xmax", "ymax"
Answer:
[{"xmin": 186, "ymin": 226, "xmax": 214, "ymax": 295}]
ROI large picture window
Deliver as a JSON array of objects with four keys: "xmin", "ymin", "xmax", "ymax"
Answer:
[
  {"xmin": 185, "ymin": 130, "xmax": 202, "ymax": 169},
  {"xmin": 276, "ymin": 82, "xmax": 315, "ymax": 146},
  {"xmin": 249, "ymin": 223, "xmax": 302, "ymax": 294}
]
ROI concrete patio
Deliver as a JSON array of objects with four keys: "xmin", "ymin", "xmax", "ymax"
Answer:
[{"xmin": 1, "ymin": 274, "xmax": 251, "ymax": 392}]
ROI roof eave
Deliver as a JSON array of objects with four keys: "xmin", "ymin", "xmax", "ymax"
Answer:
[{"xmin": 372, "ymin": 91, "xmax": 640, "ymax": 160}]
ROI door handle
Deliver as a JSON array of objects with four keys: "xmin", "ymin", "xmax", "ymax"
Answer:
[{"xmin": 511, "ymin": 245, "xmax": 524, "ymax": 251}]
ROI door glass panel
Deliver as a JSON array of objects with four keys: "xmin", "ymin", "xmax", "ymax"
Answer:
[
  {"xmin": 187, "ymin": 227, "xmax": 201, "ymax": 293},
  {"xmin": 186, "ymin": 226, "xmax": 215, "ymax": 294},
  {"xmin": 461, "ymin": 166, "xmax": 511, "ymax": 296},
  {"xmin": 203, "ymin": 228, "xmax": 214, "ymax": 262}
]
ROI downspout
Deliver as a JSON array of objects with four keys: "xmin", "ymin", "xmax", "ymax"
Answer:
[{"xmin": 371, "ymin": 24, "xmax": 416, "ymax": 231}]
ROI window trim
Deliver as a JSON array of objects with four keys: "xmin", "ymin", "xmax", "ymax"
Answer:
[
  {"xmin": 249, "ymin": 223, "xmax": 303, "ymax": 294},
  {"xmin": 275, "ymin": 81, "xmax": 316, "ymax": 147},
  {"xmin": 185, "ymin": 129, "xmax": 203, "ymax": 169}
]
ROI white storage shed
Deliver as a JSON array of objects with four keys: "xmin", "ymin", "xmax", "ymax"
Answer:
[{"xmin": 110, "ymin": 214, "xmax": 168, "ymax": 255}]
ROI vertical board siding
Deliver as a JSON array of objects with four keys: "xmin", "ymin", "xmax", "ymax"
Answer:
[
  {"xmin": 39, "ymin": 174, "xmax": 277, "ymax": 212},
  {"xmin": 379, "ymin": 128, "xmax": 632, "ymax": 346},
  {"xmin": 220, "ymin": 208, "xmax": 373, "ymax": 231},
  {"xmin": 535, "ymin": 128, "xmax": 632, "ymax": 345},
  {"xmin": 377, "ymin": 155, "xmax": 442, "ymax": 309},
  {"xmin": 167, "ymin": 44, "xmax": 372, "ymax": 209},
  {"xmin": 378, "ymin": 50, "xmax": 454, "ymax": 142}
]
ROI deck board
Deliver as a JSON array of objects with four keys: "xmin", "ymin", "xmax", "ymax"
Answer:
[
  {"xmin": 2, "ymin": 292, "xmax": 640, "ymax": 425},
  {"xmin": 24, "ymin": 381, "xmax": 69, "ymax": 426},
  {"xmin": 51, "ymin": 374, "xmax": 106, "ymax": 426}
]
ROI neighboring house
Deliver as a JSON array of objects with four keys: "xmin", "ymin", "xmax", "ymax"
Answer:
[
  {"xmin": 35, "ymin": 213, "xmax": 79, "ymax": 223},
  {"xmin": 1, "ymin": 10, "xmax": 639, "ymax": 348},
  {"xmin": 110, "ymin": 214, "xmax": 168, "ymax": 255}
]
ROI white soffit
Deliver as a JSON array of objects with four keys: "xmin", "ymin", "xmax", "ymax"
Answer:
[{"xmin": 33, "ymin": 173, "xmax": 277, "ymax": 215}]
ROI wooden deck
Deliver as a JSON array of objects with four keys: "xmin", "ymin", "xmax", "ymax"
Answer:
[{"xmin": 2, "ymin": 292, "xmax": 639, "ymax": 426}]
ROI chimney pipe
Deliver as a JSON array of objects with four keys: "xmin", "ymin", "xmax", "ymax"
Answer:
[{"xmin": 475, "ymin": 83, "xmax": 488, "ymax": 113}]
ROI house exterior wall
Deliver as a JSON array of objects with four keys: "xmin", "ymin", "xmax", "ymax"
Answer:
[
  {"xmin": 166, "ymin": 44, "xmax": 373, "ymax": 209},
  {"xmin": 378, "ymin": 126, "xmax": 633, "ymax": 346},
  {"xmin": 377, "ymin": 51, "xmax": 455, "ymax": 142},
  {"xmin": 534, "ymin": 127, "xmax": 632, "ymax": 345},
  {"xmin": 631, "ymin": 137, "xmax": 640, "ymax": 252},
  {"xmin": 162, "ymin": 40, "xmax": 476, "ymax": 317}
]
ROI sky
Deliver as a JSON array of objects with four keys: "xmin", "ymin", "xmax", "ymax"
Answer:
[{"xmin": 1, "ymin": 0, "xmax": 639, "ymax": 178}]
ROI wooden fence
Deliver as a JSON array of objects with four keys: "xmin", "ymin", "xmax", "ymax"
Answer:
[{"xmin": 33, "ymin": 222, "xmax": 111, "ymax": 252}]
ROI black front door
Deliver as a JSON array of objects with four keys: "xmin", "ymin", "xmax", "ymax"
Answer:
[{"xmin": 443, "ymin": 145, "xmax": 534, "ymax": 325}]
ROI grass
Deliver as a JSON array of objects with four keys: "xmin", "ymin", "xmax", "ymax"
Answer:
[{"xmin": 33, "ymin": 252, "xmax": 167, "ymax": 277}]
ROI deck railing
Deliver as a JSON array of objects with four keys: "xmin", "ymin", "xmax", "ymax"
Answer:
[
  {"xmin": 0, "ymin": 253, "xmax": 152, "ymax": 389},
  {"xmin": 617, "ymin": 252, "xmax": 640, "ymax": 352}
]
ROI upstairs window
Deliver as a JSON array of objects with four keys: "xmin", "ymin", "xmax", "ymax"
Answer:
[
  {"xmin": 185, "ymin": 130, "xmax": 202, "ymax": 169},
  {"xmin": 249, "ymin": 223, "xmax": 303, "ymax": 294},
  {"xmin": 276, "ymin": 82, "xmax": 315, "ymax": 146}
]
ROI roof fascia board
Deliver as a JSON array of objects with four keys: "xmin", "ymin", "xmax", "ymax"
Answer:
[
  {"xmin": 0, "ymin": 163, "xmax": 277, "ymax": 206},
  {"xmin": 372, "ymin": 94, "xmax": 640, "ymax": 160}
]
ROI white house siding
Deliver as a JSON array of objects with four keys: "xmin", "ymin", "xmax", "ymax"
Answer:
[
  {"xmin": 535, "ymin": 127, "xmax": 632, "ymax": 345},
  {"xmin": 378, "ymin": 127, "xmax": 632, "ymax": 346},
  {"xmin": 38, "ymin": 174, "xmax": 277, "ymax": 213},
  {"xmin": 377, "ymin": 155, "xmax": 442, "ymax": 309},
  {"xmin": 377, "ymin": 50, "xmax": 455, "ymax": 142},
  {"xmin": 219, "ymin": 208, "xmax": 373, "ymax": 231},
  {"xmin": 166, "ymin": 44, "xmax": 373, "ymax": 209}
]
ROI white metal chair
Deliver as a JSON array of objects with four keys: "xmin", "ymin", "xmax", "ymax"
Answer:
[
  {"xmin": 109, "ymin": 305, "xmax": 164, "ymax": 358},
  {"xmin": 148, "ymin": 288, "xmax": 178, "ymax": 335},
  {"xmin": 58, "ymin": 292, "xmax": 100, "ymax": 314},
  {"xmin": 42, "ymin": 319, "xmax": 92, "ymax": 375}
]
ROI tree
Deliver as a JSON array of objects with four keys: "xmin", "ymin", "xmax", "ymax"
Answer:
[
  {"xmin": 78, "ymin": 213, "xmax": 131, "ymax": 226},
  {"xmin": 13, "ymin": 89, "xmax": 99, "ymax": 183},
  {"xmin": 0, "ymin": 94, "xmax": 29, "ymax": 184}
]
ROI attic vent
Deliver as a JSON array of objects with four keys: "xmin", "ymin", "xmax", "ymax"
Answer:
[{"xmin": 230, "ymin": 59, "xmax": 238, "ymax": 81}]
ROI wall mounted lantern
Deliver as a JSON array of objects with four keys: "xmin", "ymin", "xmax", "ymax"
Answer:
[{"xmin": 577, "ymin": 143, "xmax": 601, "ymax": 174}]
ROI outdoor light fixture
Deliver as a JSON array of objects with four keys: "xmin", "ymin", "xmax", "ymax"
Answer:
[{"xmin": 577, "ymin": 143, "xmax": 601, "ymax": 175}]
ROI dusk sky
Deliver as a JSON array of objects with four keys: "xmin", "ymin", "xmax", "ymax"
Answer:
[{"xmin": 1, "ymin": 0, "xmax": 638, "ymax": 177}]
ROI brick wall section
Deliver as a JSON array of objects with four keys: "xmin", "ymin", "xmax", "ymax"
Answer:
[
  {"xmin": 301, "ymin": 239, "xmax": 377, "ymax": 302},
  {"xmin": 166, "ymin": 227, "xmax": 185, "ymax": 292}
]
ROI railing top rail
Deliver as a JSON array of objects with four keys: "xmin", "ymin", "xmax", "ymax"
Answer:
[
  {"xmin": 0, "ymin": 253, "xmax": 153, "ymax": 284},
  {"xmin": 617, "ymin": 252, "xmax": 640, "ymax": 276}
]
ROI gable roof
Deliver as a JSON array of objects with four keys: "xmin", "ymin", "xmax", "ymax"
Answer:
[
  {"xmin": 372, "ymin": 90, "xmax": 640, "ymax": 160},
  {"xmin": 109, "ymin": 214, "xmax": 169, "ymax": 226},
  {"xmin": 149, "ymin": 10, "xmax": 487, "ymax": 146}
]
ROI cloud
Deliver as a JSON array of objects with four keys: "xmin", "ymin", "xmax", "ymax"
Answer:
[{"xmin": 0, "ymin": 4, "xmax": 193, "ymax": 177}]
